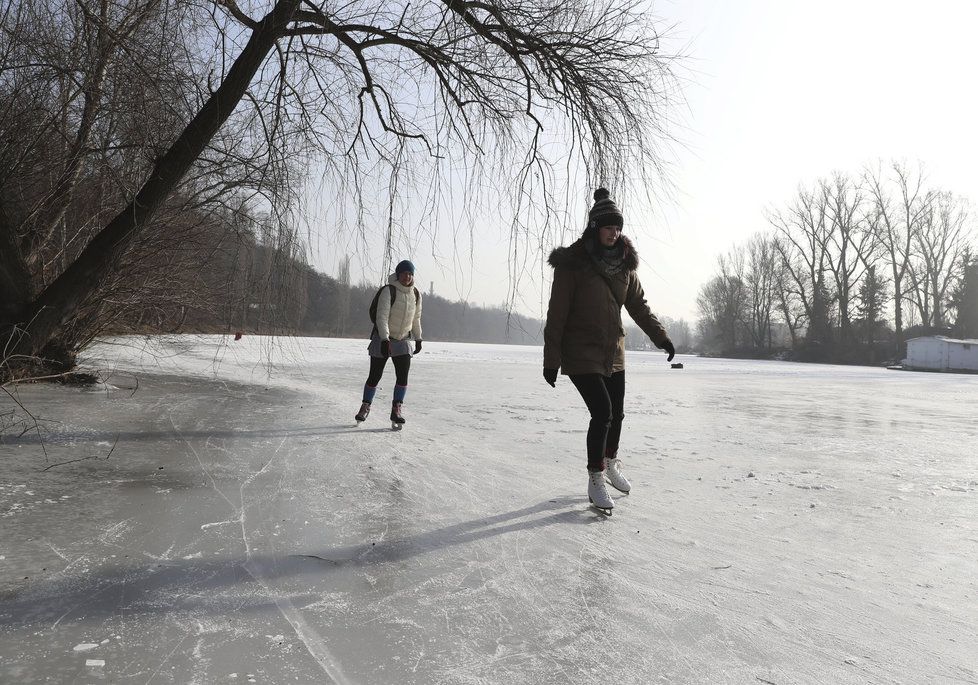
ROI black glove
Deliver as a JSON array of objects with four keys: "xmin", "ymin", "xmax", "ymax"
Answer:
[
  {"xmin": 656, "ymin": 338, "xmax": 676, "ymax": 362},
  {"xmin": 543, "ymin": 368, "xmax": 558, "ymax": 387},
  {"xmin": 414, "ymin": 340, "xmax": 422, "ymax": 354},
  {"xmin": 380, "ymin": 339, "xmax": 391, "ymax": 357}
]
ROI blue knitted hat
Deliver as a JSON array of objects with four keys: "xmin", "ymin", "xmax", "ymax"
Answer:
[{"xmin": 395, "ymin": 260, "xmax": 415, "ymax": 275}]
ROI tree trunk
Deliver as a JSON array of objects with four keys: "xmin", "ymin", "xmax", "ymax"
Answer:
[
  {"xmin": 0, "ymin": 202, "xmax": 32, "ymax": 325},
  {"xmin": 8, "ymin": 0, "xmax": 299, "ymax": 363},
  {"xmin": 892, "ymin": 279, "xmax": 903, "ymax": 356}
]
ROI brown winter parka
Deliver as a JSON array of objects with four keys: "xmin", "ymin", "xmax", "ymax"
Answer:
[{"xmin": 543, "ymin": 236, "xmax": 669, "ymax": 376}]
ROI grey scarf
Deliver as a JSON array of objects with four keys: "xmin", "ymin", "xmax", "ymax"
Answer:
[{"xmin": 585, "ymin": 239, "xmax": 626, "ymax": 276}]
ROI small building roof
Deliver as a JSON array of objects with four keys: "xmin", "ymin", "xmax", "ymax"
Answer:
[{"xmin": 906, "ymin": 335, "xmax": 978, "ymax": 345}]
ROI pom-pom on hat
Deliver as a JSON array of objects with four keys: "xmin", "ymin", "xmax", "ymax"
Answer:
[
  {"xmin": 395, "ymin": 259, "xmax": 416, "ymax": 275},
  {"xmin": 588, "ymin": 187, "xmax": 624, "ymax": 229}
]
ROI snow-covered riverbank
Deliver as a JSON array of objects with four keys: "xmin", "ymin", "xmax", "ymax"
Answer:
[{"xmin": 2, "ymin": 335, "xmax": 976, "ymax": 683}]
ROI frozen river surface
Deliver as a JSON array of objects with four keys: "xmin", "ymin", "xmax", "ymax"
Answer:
[{"xmin": 1, "ymin": 336, "xmax": 976, "ymax": 684}]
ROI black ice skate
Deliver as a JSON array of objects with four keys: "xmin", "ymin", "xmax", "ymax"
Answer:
[
  {"xmin": 390, "ymin": 402, "xmax": 406, "ymax": 431},
  {"xmin": 355, "ymin": 401, "xmax": 371, "ymax": 424}
]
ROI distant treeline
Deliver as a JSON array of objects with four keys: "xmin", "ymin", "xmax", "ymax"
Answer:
[
  {"xmin": 109, "ymin": 237, "xmax": 545, "ymax": 345},
  {"xmin": 299, "ymin": 270, "xmax": 544, "ymax": 345},
  {"xmin": 695, "ymin": 163, "xmax": 978, "ymax": 364},
  {"xmin": 108, "ymin": 234, "xmax": 700, "ymax": 349}
]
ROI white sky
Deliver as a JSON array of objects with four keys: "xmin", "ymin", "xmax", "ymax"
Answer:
[{"xmin": 308, "ymin": 0, "xmax": 978, "ymax": 323}]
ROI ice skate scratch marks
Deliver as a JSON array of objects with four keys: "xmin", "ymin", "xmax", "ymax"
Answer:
[
  {"xmin": 170, "ymin": 419, "xmax": 350, "ymax": 683},
  {"xmin": 238, "ymin": 438, "xmax": 352, "ymax": 685},
  {"xmin": 44, "ymin": 540, "xmax": 70, "ymax": 561},
  {"xmin": 144, "ymin": 627, "xmax": 193, "ymax": 684},
  {"xmin": 576, "ymin": 548, "xmax": 599, "ymax": 626},
  {"xmin": 99, "ymin": 519, "xmax": 134, "ymax": 545},
  {"xmin": 170, "ymin": 417, "xmax": 237, "ymax": 511}
]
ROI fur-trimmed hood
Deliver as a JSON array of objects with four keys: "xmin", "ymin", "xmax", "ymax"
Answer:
[
  {"xmin": 547, "ymin": 235, "xmax": 639, "ymax": 272},
  {"xmin": 543, "ymin": 232, "xmax": 668, "ymax": 375}
]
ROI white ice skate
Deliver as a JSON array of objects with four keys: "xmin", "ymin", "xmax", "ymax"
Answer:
[
  {"xmin": 588, "ymin": 470, "xmax": 614, "ymax": 515},
  {"xmin": 605, "ymin": 458, "xmax": 631, "ymax": 493}
]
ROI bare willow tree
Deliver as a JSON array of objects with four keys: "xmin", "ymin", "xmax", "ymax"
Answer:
[
  {"xmin": 1, "ymin": 0, "xmax": 303, "ymax": 379},
  {"xmin": 1, "ymin": 0, "xmax": 680, "ymax": 381}
]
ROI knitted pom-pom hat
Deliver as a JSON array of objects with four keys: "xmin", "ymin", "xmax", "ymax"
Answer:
[{"xmin": 588, "ymin": 188, "xmax": 624, "ymax": 229}]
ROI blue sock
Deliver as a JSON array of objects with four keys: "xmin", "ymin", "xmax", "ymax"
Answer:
[
  {"xmin": 393, "ymin": 384, "xmax": 407, "ymax": 404},
  {"xmin": 362, "ymin": 384, "xmax": 377, "ymax": 404}
]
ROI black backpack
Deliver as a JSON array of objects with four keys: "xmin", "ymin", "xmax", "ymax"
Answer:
[{"xmin": 369, "ymin": 284, "xmax": 420, "ymax": 334}]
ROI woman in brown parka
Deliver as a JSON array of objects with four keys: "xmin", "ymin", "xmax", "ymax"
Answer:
[{"xmin": 543, "ymin": 188, "xmax": 675, "ymax": 513}]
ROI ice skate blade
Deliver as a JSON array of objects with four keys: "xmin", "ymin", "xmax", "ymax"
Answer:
[
  {"xmin": 391, "ymin": 422, "xmax": 403, "ymax": 431},
  {"xmin": 588, "ymin": 496, "xmax": 613, "ymax": 516}
]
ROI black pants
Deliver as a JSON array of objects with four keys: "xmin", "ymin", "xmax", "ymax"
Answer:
[
  {"xmin": 569, "ymin": 371, "xmax": 625, "ymax": 472},
  {"xmin": 366, "ymin": 354, "xmax": 411, "ymax": 388}
]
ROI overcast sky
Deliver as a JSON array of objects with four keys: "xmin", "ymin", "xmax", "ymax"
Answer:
[{"xmin": 309, "ymin": 0, "xmax": 978, "ymax": 324}]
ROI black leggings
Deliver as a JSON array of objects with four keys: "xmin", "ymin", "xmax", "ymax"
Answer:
[
  {"xmin": 366, "ymin": 354, "xmax": 411, "ymax": 387},
  {"xmin": 569, "ymin": 371, "xmax": 625, "ymax": 472}
]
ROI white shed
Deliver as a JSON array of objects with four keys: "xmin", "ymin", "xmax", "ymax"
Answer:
[{"xmin": 903, "ymin": 336, "xmax": 978, "ymax": 372}]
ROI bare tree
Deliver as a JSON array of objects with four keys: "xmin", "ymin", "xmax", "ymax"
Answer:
[
  {"xmin": 863, "ymin": 161, "xmax": 933, "ymax": 351},
  {"xmin": 906, "ymin": 191, "xmax": 971, "ymax": 328},
  {"xmin": 768, "ymin": 182, "xmax": 834, "ymax": 348},
  {"xmin": 856, "ymin": 264, "xmax": 889, "ymax": 352},
  {"xmin": 336, "ymin": 254, "xmax": 352, "ymax": 336},
  {"xmin": 770, "ymin": 236, "xmax": 806, "ymax": 349},
  {"xmin": 655, "ymin": 315, "xmax": 692, "ymax": 352},
  {"xmin": 1, "ymin": 0, "xmax": 301, "ymax": 375},
  {"xmin": 1, "ymin": 0, "xmax": 681, "ymax": 381},
  {"xmin": 670, "ymin": 318, "xmax": 693, "ymax": 352},
  {"xmin": 742, "ymin": 232, "xmax": 779, "ymax": 350},
  {"xmin": 696, "ymin": 251, "xmax": 746, "ymax": 353}
]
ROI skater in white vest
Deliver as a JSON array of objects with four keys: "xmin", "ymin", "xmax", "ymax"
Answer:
[
  {"xmin": 543, "ymin": 188, "xmax": 675, "ymax": 513},
  {"xmin": 355, "ymin": 260, "xmax": 423, "ymax": 429}
]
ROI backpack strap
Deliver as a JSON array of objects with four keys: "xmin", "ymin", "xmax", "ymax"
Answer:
[
  {"xmin": 372, "ymin": 284, "xmax": 397, "ymax": 338},
  {"xmin": 374, "ymin": 284, "xmax": 420, "ymax": 339}
]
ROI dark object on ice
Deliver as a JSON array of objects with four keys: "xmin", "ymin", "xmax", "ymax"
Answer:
[
  {"xmin": 234, "ymin": 331, "xmax": 242, "ymax": 341},
  {"xmin": 671, "ymin": 362, "xmax": 684, "ymax": 369},
  {"xmin": 747, "ymin": 471, "xmax": 755, "ymax": 478}
]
